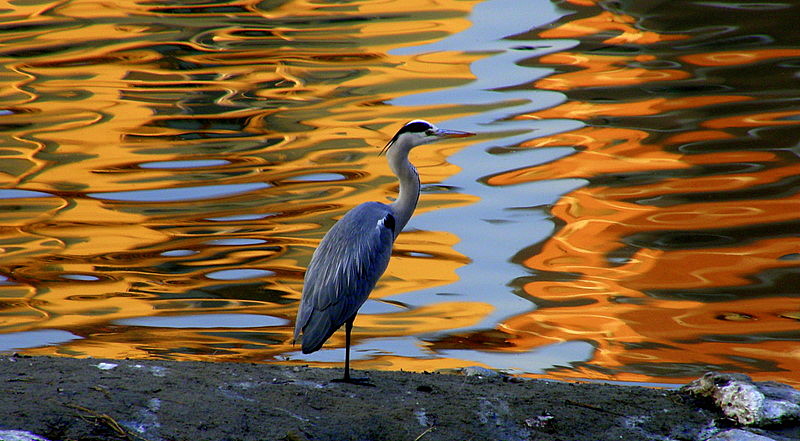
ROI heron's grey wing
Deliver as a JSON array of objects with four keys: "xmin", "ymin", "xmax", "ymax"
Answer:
[{"xmin": 294, "ymin": 202, "xmax": 396, "ymax": 354}]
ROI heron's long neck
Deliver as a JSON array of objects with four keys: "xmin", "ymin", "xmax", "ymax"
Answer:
[{"xmin": 387, "ymin": 149, "xmax": 420, "ymax": 236}]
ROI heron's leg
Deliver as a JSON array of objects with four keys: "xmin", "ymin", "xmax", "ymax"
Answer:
[
  {"xmin": 343, "ymin": 318, "xmax": 353, "ymax": 381},
  {"xmin": 331, "ymin": 318, "xmax": 373, "ymax": 386}
]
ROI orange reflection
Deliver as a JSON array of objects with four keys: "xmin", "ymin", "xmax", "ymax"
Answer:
[
  {"xmin": 501, "ymin": 295, "xmax": 800, "ymax": 386},
  {"xmin": 562, "ymin": 0, "xmax": 602, "ymax": 7},
  {"xmin": 498, "ymin": 155, "xmax": 800, "ymax": 385},
  {"xmin": 704, "ymin": 110, "xmax": 800, "ymax": 129},
  {"xmin": 663, "ymin": 130, "xmax": 735, "ymax": 144},
  {"xmin": 682, "ymin": 49, "xmax": 800, "ymax": 67},
  {"xmin": 482, "ymin": 12, "xmax": 800, "ymax": 383},
  {"xmin": 487, "ymin": 127, "xmax": 687, "ymax": 186},
  {"xmin": 529, "ymin": 95, "xmax": 752, "ymax": 120},
  {"xmin": 540, "ymin": 11, "xmax": 687, "ymax": 45},
  {"xmin": 535, "ymin": 53, "xmax": 690, "ymax": 90}
]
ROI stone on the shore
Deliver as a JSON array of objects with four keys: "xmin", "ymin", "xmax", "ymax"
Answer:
[
  {"xmin": 706, "ymin": 428, "xmax": 777, "ymax": 441},
  {"xmin": 682, "ymin": 372, "xmax": 800, "ymax": 427},
  {"xmin": 0, "ymin": 430, "xmax": 52, "ymax": 441},
  {"xmin": 461, "ymin": 366, "xmax": 503, "ymax": 378}
]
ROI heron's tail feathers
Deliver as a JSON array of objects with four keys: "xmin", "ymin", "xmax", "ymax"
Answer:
[{"xmin": 298, "ymin": 313, "xmax": 338, "ymax": 354}]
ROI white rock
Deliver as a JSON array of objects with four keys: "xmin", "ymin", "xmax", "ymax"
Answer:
[
  {"xmin": 0, "ymin": 430, "xmax": 52, "ymax": 441},
  {"xmin": 682, "ymin": 372, "xmax": 800, "ymax": 426},
  {"xmin": 705, "ymin": 428, "xmax": 777, "ymax": 441},
  {"xmin": 94, "ymin": 362, "xmax": 118, "ymax": 370},
  {"xmin": 462, "ymin": 366, "xmax": 502, "ymax": 377}
]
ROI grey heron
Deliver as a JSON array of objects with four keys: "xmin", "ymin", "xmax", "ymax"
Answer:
[{"xmin": 293, "ymin": 120, "xmax": 474, "ymax": 384}]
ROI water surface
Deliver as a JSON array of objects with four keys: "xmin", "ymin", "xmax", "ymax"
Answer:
[{"xmin": 1, "ymin": 0, "xmax": 798, "ymax": 387}]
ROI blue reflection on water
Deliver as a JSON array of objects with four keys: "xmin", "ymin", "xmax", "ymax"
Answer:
[
  {"xmin": 437, "ymin": 340, "xmax": 595, "ymax": 374},
  {"xmin": 0, "ymin": 189, "xmax": 53, "ymax": 199},
  {"xmin": 161, "ymin": 249, "xmax": 199, "ymax": 257},
  {"xmin": 88, "ymin": 182, "xmax": 270, "ymax": 202},
  {"xmin": 205, "ymin": 213, "xmax": 272, "ymax": 222},
  {"xmin": 115, "ymin": 313, "xmax": 286, "ymax": 329},
  {"xmin": 385, "ymin": 0, "xmax": 583, "ymax": 333},
  {"xmin": 206, "ymin": 238, "xmax": 267, "ymax": 246},
  {"xmin": 139, "ymin": 159, "xmax": 230, "ymax": 169},
  {"xmin": 60, "ymin": 274, "xmax": 101, "ymax": 281},
  {"xmin": 292, "ymin": 0, "xmax": 588, "ymax": 373},
  {"xmin": 292, "ymin": 337, "xmax": 424, "ymax": 363},
  {"xmin": 206, "ymin": 268, "xmax": 275, "ymax": 280},
  {"xmin": 284, "ymin": 173, "xmax": 346, "ymax": 182},
  {"xmin": 0, "ymin": 330, "xmax": 82, "ymax": 351}
]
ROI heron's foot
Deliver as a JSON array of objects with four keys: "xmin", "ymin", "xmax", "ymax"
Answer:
[{"xmin": 331, "ymin": 375, "xmax": 375, "ymax": 387}]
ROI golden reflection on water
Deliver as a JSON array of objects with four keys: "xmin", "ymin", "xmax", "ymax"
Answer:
[
  {"xmin": 2, "ymin": 0, "xmax": 800, "ymax": 387},
  {"xmin": 0, "ymin": 0, "xmax": 485, "ymax": 364}
]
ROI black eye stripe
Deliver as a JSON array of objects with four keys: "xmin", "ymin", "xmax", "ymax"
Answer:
[{"xmin": 398, "ymin": 121, "xmax": 433, "ymax": 135}]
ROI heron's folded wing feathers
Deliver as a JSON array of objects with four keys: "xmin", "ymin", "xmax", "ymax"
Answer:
[{"xmin": 295, "ymin": 202, "xmax": 395, "ymax": 353}]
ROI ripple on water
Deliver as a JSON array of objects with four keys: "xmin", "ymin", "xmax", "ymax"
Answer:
[
  {"xmin": 115, "ymin": 313, "xmax": 286, "ymax": 329},
  {"xmin": 1, "ymin": 0, "xmax": 799, "ymax": 387},
  {"xmin": 87, "ymin": 183, "xmax": 270, "ymax": 202}
]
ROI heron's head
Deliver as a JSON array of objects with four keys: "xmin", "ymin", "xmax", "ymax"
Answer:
[{"xmin": 380, "ymin": 120, "xmax": 474, "ymax": 155}]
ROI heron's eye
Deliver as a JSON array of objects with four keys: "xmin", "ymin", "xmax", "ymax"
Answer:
[{"xmin": 425, "ymin": 130, "xmax": 434, "ymax": 136}]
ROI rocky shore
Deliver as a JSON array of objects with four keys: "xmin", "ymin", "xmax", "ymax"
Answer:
[{"xmin": 1, "ymin": 355, "xmax": 798, "ymax": 441}]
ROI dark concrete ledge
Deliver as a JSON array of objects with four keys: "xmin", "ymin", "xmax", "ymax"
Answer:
[{"xmin": 1, "ymin": 355, "xmax": 797, "ymax": 441}]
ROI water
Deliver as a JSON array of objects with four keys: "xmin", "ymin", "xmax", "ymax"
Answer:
[{"xmin": 0, "ymin": 0, "xmax": 798, "ymax": 387}]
